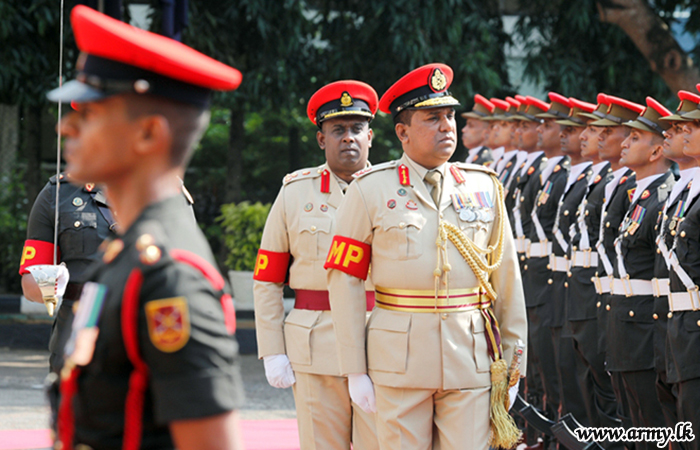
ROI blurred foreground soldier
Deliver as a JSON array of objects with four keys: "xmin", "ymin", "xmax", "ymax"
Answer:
[
  {"xmin": 326, "ymin": 63, "xmax": 527, "ymax": 450},
  {"xmin": 654, "ymin": 90, "xmax": 700, "ymax": 439},
  {"xmin": 47, "ymin": 6, "xmax": 244, "ymax": 450},
  {"xmin": 461, "ymin": 94, "xmax": 495, "ymax": 165},
  {"xmin": 607, "ymin": 97, "xmax": 674, "ymax": 447},
  {"xmin": 253, "ymin": 80, "xmax": 379, "ymax": 450},
  {"xmin": 664, "ymin": 91, "xmax": 700, "ymax": 449}
]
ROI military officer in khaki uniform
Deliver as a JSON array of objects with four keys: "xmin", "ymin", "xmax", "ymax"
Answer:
[
  {"xmin": 326, "ymin": 63, "xmax": 527, "ymax": 450},
  {"xmin": 253, "ymin": 80, "xmax": 379, "ymax": 450}
]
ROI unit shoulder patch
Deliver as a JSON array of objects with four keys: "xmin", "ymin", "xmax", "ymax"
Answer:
[
  {"xmin": 283, "ymin": 166, "xmax": 324, "ymax": 185},
  {"xmin": 145, "ymin": 297, "xmax": 190, "ymax": 352},
  {"xmin": 353, "ymin": 160, "xmax": 399, "ymax": 179}
]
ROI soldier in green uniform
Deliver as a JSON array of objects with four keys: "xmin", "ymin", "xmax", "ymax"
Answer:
[{"xmin": 46, "ymin": 6, "xmax": 244, "ymax": 450}]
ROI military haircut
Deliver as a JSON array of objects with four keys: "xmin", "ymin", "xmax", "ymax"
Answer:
[
  {"xmin": 123, "ymin": 93, "xmax": 211, "ymax": 167},
  {"xmin": 394, "ymin": 108, "xmax": 417, "ymax": 126}
]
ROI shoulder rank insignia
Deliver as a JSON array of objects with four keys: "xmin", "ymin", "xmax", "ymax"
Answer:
[
  {"xmin": 641, "ymin": 189, "xmax": 650, "ymax": 200},
  {"xmin": 619, "ymin": 176, "xmax": 628, "ymax": 185},
  {"xmin": 398, "ymin": 164, "xmax": 411, "ymax": 186},
  {"xmin": 321, "ymin": 169, "xmax": 330, "ymax": 193},
  {"xmin": 353, "ymin": 160, "xmax": 397, "ymax": 179},
  {"xmin": 452, "ymin": 161, "xmax": 497, "ymax": 177},
  {"xmin": 577, "ymin": 173, "xmax": 585, "ymax": 181},
  {"xmin": 145, "ymin": 297, "xmax": 190, "ymax": 353},
  {"xmin": 553, "ymin": 164, "xmax": 561, "ymax": 173},
  {"xmin": 527, "ymin": 166, "xmax": 535, "ymax": 176},
  {"xmin": 593, "ymin": 174, "xmax": 602, "ymax": 184}
]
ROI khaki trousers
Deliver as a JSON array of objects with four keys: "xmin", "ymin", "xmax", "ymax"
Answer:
[
  {"xmin": 374, "ymin": 384, "xmax": 490, "ymax": 450},
  {"xmin": 293, "ymin": 371, "xmax": 378, "ymax": 450}
]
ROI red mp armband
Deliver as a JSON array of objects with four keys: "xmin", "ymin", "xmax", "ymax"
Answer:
[
  {"xmin": 253, "ymin": 249, "xmax": 291, "ymax": 283},
  {"xmin": 19, "ymin": 240, "xmax": 57, "ymax": 275},
  {"xmin": 323, "ymin": 236, "xmax": 371, "ymax": 280}
]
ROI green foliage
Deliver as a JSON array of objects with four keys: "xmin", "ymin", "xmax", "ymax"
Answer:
[
  {"xmin": 217, "ymin": 201, "xmax": 271, "ymax": 271},
  {"xmin": 512, "ymin": 0, "xmax": 693, "ymax": 105},
  {"xmin": 0, "ymin": 169, "xmax": 29, "ymax": 294}
]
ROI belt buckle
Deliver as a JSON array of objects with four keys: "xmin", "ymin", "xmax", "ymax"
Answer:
[
  {"xmin": 593, "ymin": 275, "xmax": 602, "ymax": 294},
  {"xmin": 668, "ymin": 291, "xmax": 676, "ymax": 312},
  {"xmin": 622, "ymin": 275, "xmax": 632, "ymax": 297},
  {"xmin": 652, "ymin": 278, "xmax": 660, "ymax": 297},
  {"xmin": 689, "ymin": 286, "xmax": 700, "ymax": 311},
  {"xmin": 582, "ymin": 249, "xmax": 592, "ymax": 268}
]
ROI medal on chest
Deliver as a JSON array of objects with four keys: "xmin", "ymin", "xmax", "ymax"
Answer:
[
  {"xmin": 668, "ymin": 200, "xmax": 688, "ymax": 233},
  {"xmin": 538, "ymin": 180, "xmax": 553, "ymax": 206},
  {"xmin": 451, "ymin": 191, "xmax": 494, "ymax": 227},
  {"xmin": 623, "ymin": 205, "xmax": 646, "ymax": 236}
]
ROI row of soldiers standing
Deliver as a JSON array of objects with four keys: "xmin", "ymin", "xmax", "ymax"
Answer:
[{"xmin": 462, "ymin": 89, "xmax": 700, "ymax": 450}]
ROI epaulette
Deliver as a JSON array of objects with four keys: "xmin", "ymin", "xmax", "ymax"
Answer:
[
  {"xmin": 48, "ymin": 173, "xmax": 68, "ymax": 184},
  {"xmin": 451, "ymin": 161, "xmax": 498, "ymax": 177},
  {"xmin": 131, "ymin": 220, "xmax": 169, "ymax": 267},
  {"xmin": 353, "ymin": 160, "xmax": 399, "ymax": 179},
  {"xmin": 283, "ymin": 165, "xmax": 324, "ymax": 185}
]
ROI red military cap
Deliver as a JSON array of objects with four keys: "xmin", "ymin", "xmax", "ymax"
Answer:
[
  {"xmin": 679, "ymin": 87, "xmax": 700, "ymax": 120},
  {"xmin": 503, "ymin": 96, "xmax": 524, "ymax": 121},
  {"xmin": 378, "ymin": 63, "xmax": 460, "ymax": 117},
  {"xmin": 536, "ymin": 92, "xmax": 570, "ymax": 120},
  {"xmin": 557, "ymin": 97, "xmax": 597, "ymax": 127},
  {"xmin": 624, "ymin": 97, "xmax": 671, "ymax": 135},
  {"xmin": 518, "ymin": 96, "xmax": 548, "ymax": 122},
  {"xmin": 591, "ymin": 95, "xmax": 644, "ymax": 127},
  {"xmin": 47, "ymin": 5, "xmax": 242, "ymax": 107},
  {"xmin": 306, "ymin": 80, "xmax": 378, "ymax": 126},
  {"xmin": 661, "ymin": 90, "xmax": 700, "ymax": 122},
  {"xmin": 462, "ymin": 94, "xmax": 495, "ymax": 119},
  {"xmin": 487, "ymin": 98, "xmax": 512, "ymax": 121},
  {"xmin": 577, "ymin": 93, "xmax": 610, "ymax": 121}
]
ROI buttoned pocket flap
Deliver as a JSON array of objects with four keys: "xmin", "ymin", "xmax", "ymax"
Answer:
[
  {"xmin": 299, "ymin": 216, "xmax": 332, "ymax": 235},
  {"xmin": 368, "ymin": 311, "xmax": 411, "ymax": 332},
  {"xmin": 284, "ymin": 309, "xmax": 322, "ymax": 366},
  {"xmin": 367, "ymin": 311, "xmax": 411, "ymax": 374},
  {"xmin": 379, "ymin": 211, "xmax": 426, "ymax": 231}
]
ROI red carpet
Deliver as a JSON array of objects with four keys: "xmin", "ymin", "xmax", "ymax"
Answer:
[{"xmin": 0, "ymin": 419, "xmax": 300, "ymax": 450}]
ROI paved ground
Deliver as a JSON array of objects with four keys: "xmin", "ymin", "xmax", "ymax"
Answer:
[{"xmin": 0, "ymin": 347, "xmax": 296, "ymax": 431}]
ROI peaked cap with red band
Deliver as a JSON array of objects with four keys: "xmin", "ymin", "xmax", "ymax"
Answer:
[
  {"xmin": 486, "ymin": 98, "xmax": 511, "ymax": 121},
  {"xmin": 516, "ymin": 96, "xmax": 548, "ymax": 122},
  {"xmin": 591, "ymin": 95, "xmax": 644, "ymax": 127},
  {"xmin": 502, "ymin": 96, "xmax": 524, "ymax": 121},
  {"xmin": 557, "ymin": 97, "xmax": 597, "ymax": 127},
  {"xmin": 307, "ymin": 80, "xmax": 378, "ymax": 126},
  {"xmin": 462, "ymin": 94, "xmax": 495, "ymax": 119},
  {"xmin": 536, "ymin": 92, "xmax": 570, "ymax": 120},
  {"xmin": 47, "ymin": 5, "xmax": 242, "ymax": 107},
  {"xmin": 680, "ymin": 85, "xmax": 700, "ymax": 120},
  {"xmin": 379, "ymin": 63, "xmax": 460, "ymax": 118},
  {"xmin": 662, "ymin": 90, "xmax": 700, "ymax": 122},
  {"xmin": 624, "ymin": 96, "xmax": 671, "ymax": 135},
  {"xmin": 578, "ymin": 93, "xmax": 610, "ymax": 121}
]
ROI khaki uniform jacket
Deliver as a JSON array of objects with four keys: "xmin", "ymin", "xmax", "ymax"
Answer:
[
  {"xmin": 254, "ymin": 163, "xmax": 372, "ymax": 376},
  {"xmin": 327, "ymin": 153, "xmax": 527, "ymax": 390}
]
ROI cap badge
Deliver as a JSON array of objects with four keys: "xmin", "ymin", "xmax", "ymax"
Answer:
[
  {"xmin": 429, "ymin": 68, "xmax": 447, "ymax": 92},
  {"xmin": 340, "ymin": 92, "xmax": 354, "ymax": 107}
]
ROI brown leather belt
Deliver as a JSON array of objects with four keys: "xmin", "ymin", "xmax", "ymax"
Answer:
[{"xmin": 294, "ymin": 289, "xmax": 375, "ymax": 312}]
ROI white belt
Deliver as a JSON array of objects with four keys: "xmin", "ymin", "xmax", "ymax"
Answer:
[
  {"xmin": 549, "ymin": 254, "xmax": 569, "ymax": 272},
  {"xmin": 668, "ymin": 289, "xmax": 700, "ymax": 312},
  {"xmin": 610, "ymin": 277, "xmax": 657, "ymax": 297},
  {"xmin": 515, "ymin": 237, "xmax": 530, "ymax": 254},
  {"xmin": 652, "ymin": 278, "xmax": 669, "ymax": 297},
  {"xmin": 527, "ymin": 241, "xmax": 551, "ymax": 258},
  {"xmin": 593, "ymin": 276, "xmax": 611, "ymax": 294},
  {"xmin": 570, "ymin": 250, "xmax": 599, "ymax": 268}
]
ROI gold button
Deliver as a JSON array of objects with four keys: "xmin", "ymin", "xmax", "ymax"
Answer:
[
  {"xmin": 668, "ymin": 312, "xmax": 673, "ymax": 319},
  {"xmin": 657, "ymin": 249, "xmax": 661, "ymax": 254},
  {"xmin": 74, "ymin": 221, "xmax": 81, "ymax": 228},
  {"xmin": 573, "ymin": 246, "xmax": 578, "ymax": 251},
  {"xmin": 624, "ymin": 232, "xmax": 629, "ymax": 238},
  {"xmin": 629, "ymin": 311, "xmax": 634, "ymax": 317},
  {"xmin": 399, "ymin": 222, "xmax": 406, "ymax": 229},
  {"xmin": 653, "ymin": 314, "xmax": 658, "ymax": 320},
  {"xmin": 681, "ymin": 231, "xmax": 686, "ymax": 237},
  {"xmin": 567, "ymin": 272, "xmax": 572, "ymax": 278},
  {"xmin": 664, "ymin": 215, "xmax": 668, "ymax": 221},
  {"xmin": 521, "ymin": 196, "xmax": 525, "ymax": 202},
  {"xmin": 696, "ymin": 320, "xmax": 700, "ymax": 327},
  {"xmin": 520, "ymin": 255, "xmax": 525, "ymax": 261},
  {"xmin": 591, "ymin": 277, "xmax": 596, "ymax": 282},
  {"xmin": 310, "ymin": 225, "xmax": 317, "ymax": 232},
  {"xmin": 585, "ymin": 210, "xmax": 589, "ymax": 216},
  {"xmin": 442, "ymin": 314, "xmax": 448, "ymax": 320},
  {"xmin": 564, "ymin": 210, "xmax": 569, "ymax": 216},
  {"xmin": 671, "ymin": 231, "xmax": 677, "ymax": 236},
  {"xmin": 606, "ymin": 222, "xmax": 611, "ymax": 228},
  {"xmin": 524, "ymin": 265, "xmax": 528, "ymax": 270},
  {"xmin": 547, "ymin": 264, "xmax": 551, "ymax": 270},
  {"xmin": 548, "ymin": 279, "xmax": 553, "ymax": 284},
  {"xmin": 604, "ymin": 211, "xmax": 608, "ymax": 216},
  {"xmin": 564, "ymin": 282, "xmax": 569, "ymax": 288},
  {"xmin": 596, "ymin": 301, "xmax": 601, "ymax": 308},
  {"xmin": 606, "ymin": 305, "xmax": 611, "ymax": 311}
]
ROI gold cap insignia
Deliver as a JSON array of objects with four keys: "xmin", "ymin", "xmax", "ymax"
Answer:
[
  {"xmin": 340, "ymin": 92, "xmax": 354, "ymax": 107},
  {"xmin": 430, "ymin": 68, "xmax": 447, "ymax": 92}
]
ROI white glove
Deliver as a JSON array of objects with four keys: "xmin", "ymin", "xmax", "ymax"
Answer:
[
  {"xmin": 508, "ymin": 379, "xmax": 520, "ymax": 411},
  {"xmin": 348, "ymin": 373, "xmax": 376, "ymax": 414},
  {"xmin": 263, "ymin": 354, "xmax": 296, "ymax": 389},
  {"xmin": 27, "ymin": 263, "xmax": 70, "ymax": 299}
]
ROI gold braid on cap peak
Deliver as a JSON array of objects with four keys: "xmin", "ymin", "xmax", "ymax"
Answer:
[{"xmin": 435, "ymin": 173, "xmax": 506, "ymax": 301}]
